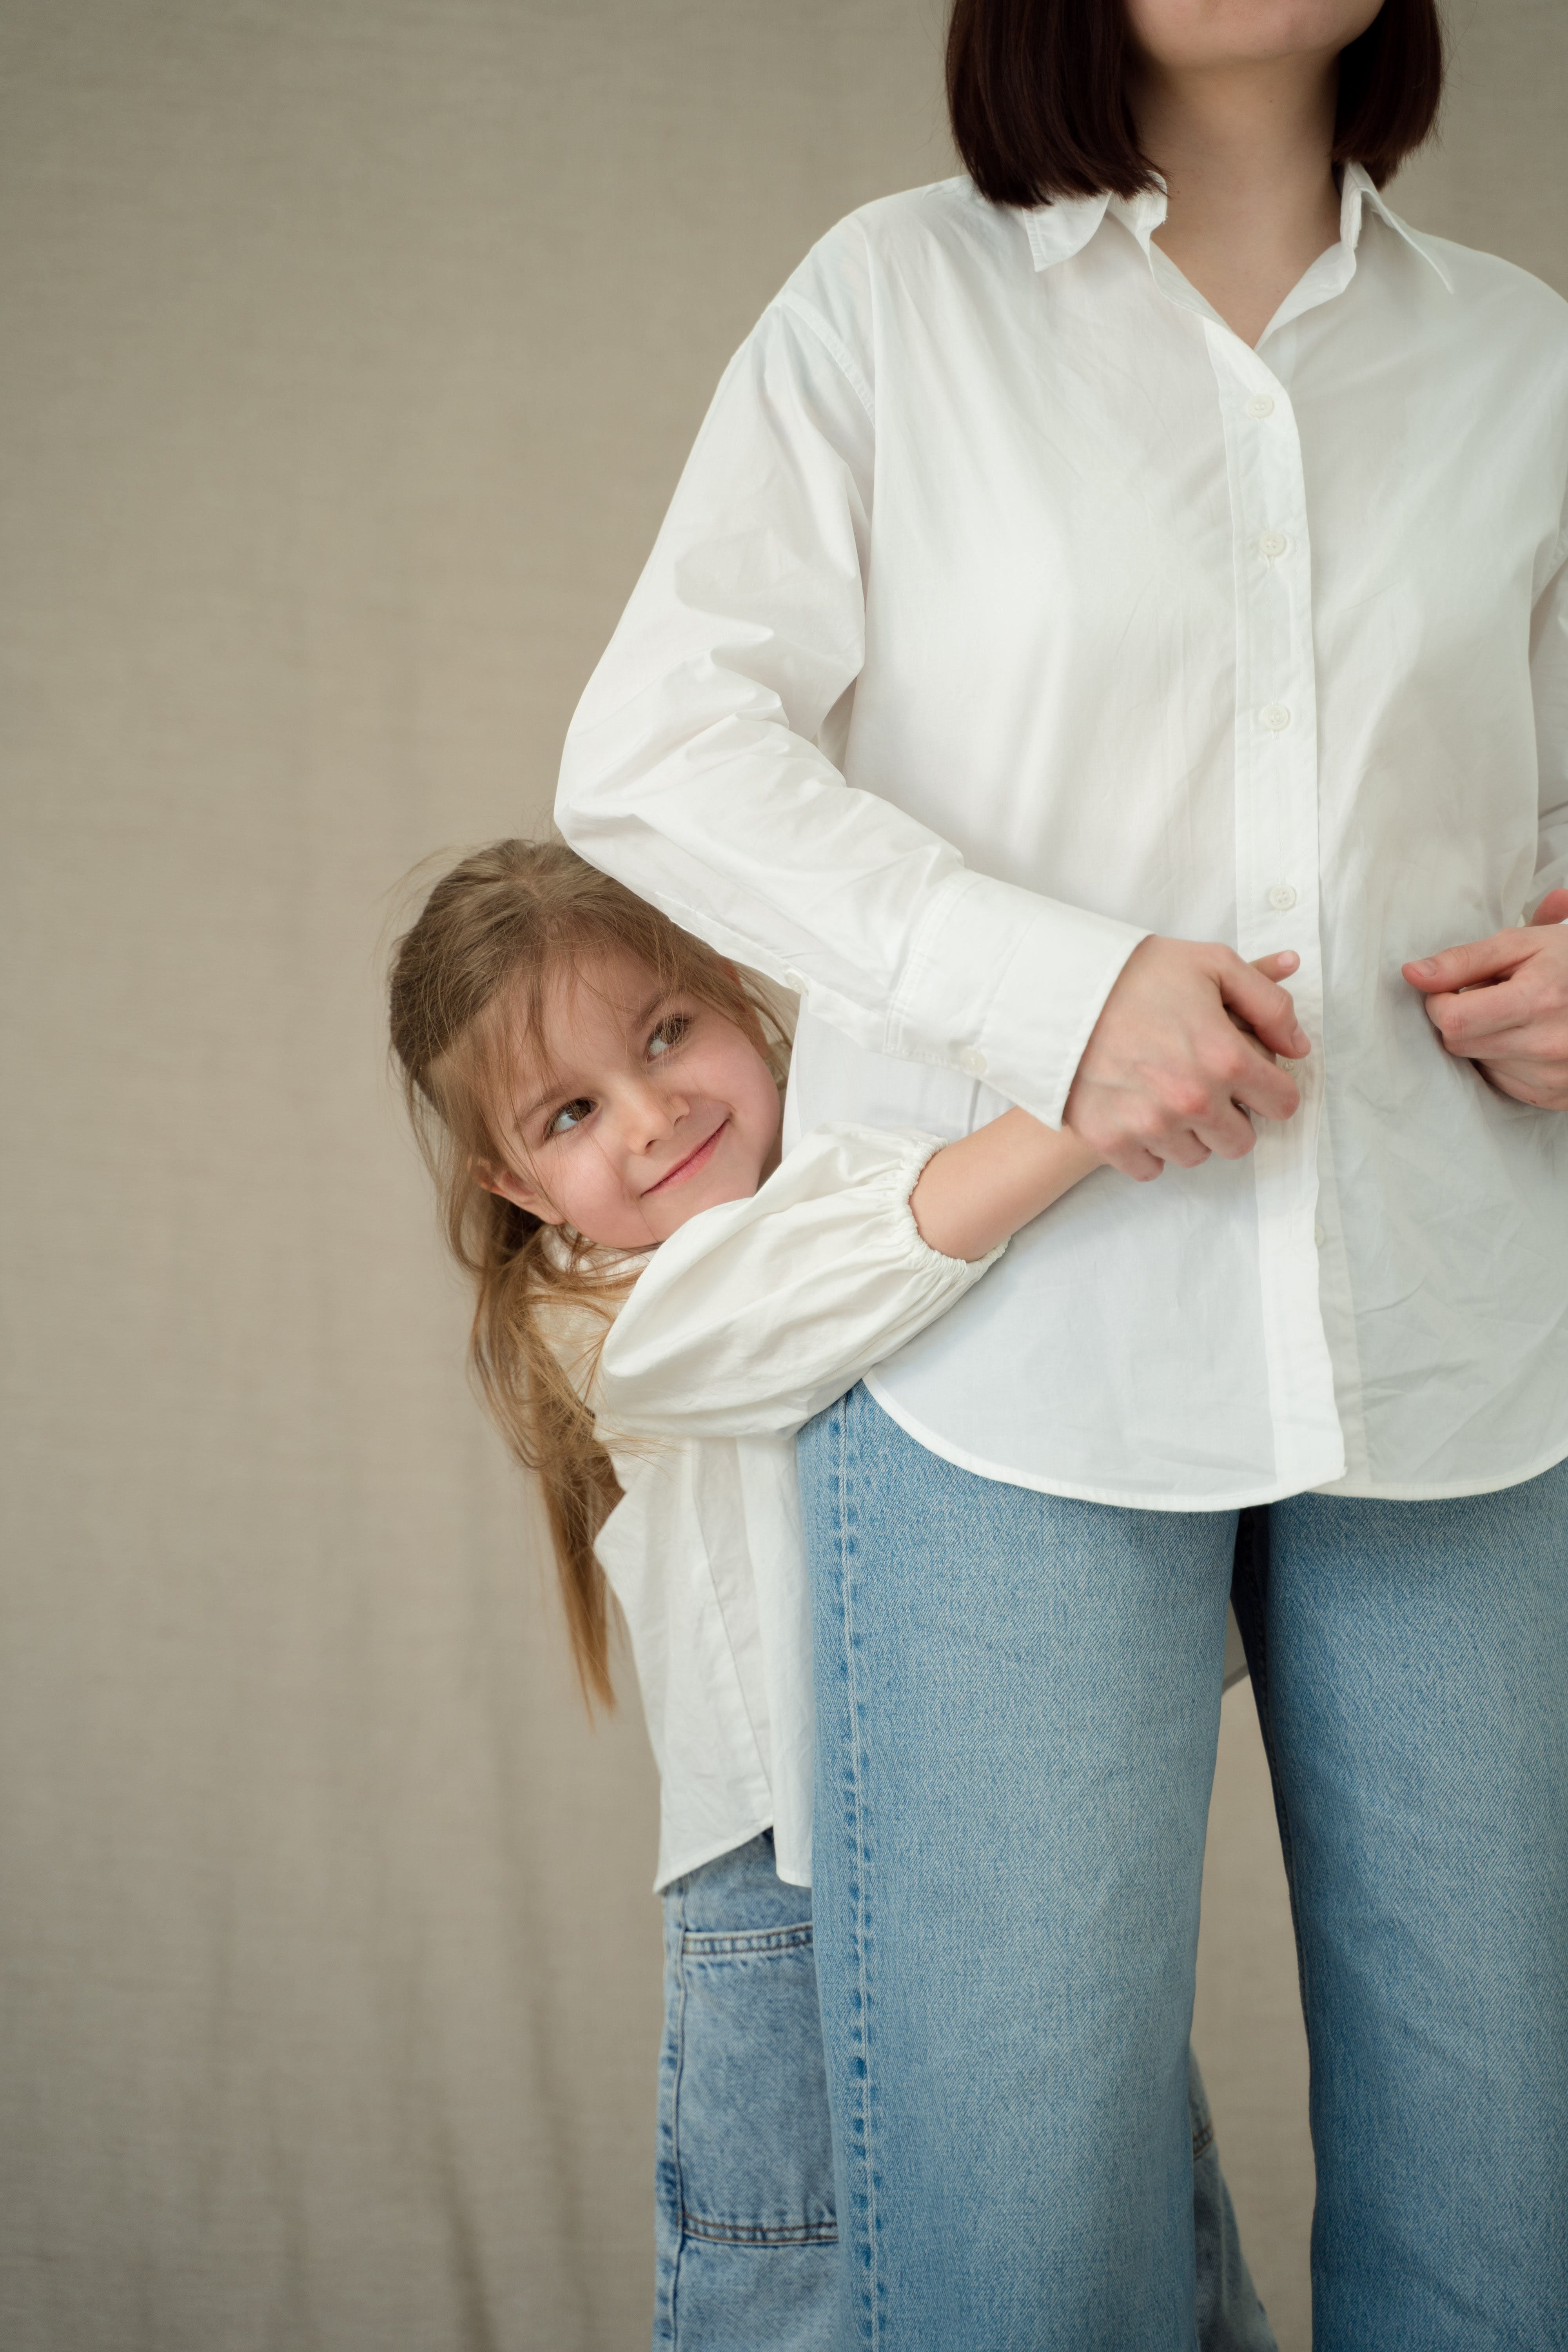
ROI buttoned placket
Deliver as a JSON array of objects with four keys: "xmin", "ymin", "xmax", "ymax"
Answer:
[
  {"xmin": 1116, "ymin": 187, "xmax": 1348, "ymax": 1488},
  {"xmin": 1211, "ymin": 332, "xmax": 1344, "ymax": 1486}
]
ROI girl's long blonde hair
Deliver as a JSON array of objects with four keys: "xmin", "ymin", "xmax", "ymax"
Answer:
[{"xmin": 388, "ymin": 838, "xmax": 788, "ymax": 1708}]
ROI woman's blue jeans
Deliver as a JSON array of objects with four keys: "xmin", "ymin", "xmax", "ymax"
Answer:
[{"xmin": 799, "ymin": 1386, "xmax": 1568, "ymax": 2351}]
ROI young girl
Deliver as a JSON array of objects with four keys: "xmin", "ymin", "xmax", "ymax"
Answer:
[{"xmin": 388, "ymin": 837, "xmax": 1279, "ymax": 2352}]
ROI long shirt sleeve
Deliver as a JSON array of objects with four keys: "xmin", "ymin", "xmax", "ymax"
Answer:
[{"xmin": 556, "ymin": 245, "xmax": 1146, "ymax": 1131}]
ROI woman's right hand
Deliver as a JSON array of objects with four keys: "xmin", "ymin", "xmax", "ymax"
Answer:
[{"xmin": 1063, "ymin": 942, "xmax": 1308, "ymax": 1181}]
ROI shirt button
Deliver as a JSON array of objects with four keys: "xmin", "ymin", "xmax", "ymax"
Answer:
[
  {"xmin": 1260, "ymin": 704, "xmax": 1291, "ymax": 731},
  {"xmin": 783, "ymin": 968, "xmax": 807, "ymax": 994},
  {"xmin": 960, "ymin": 1047, "xmax": 988, "ymax": 1078},
  {"xmin": 1268, "ymin": 884, "xmax": 1298, "ymax": 911},
  {"xmin": 1245, "ymin": 393, "xmax": 1276, "ymax": 419},
  {"xmin": 1259, "ymin": 532, "xmax": 1289, "ymax": 559}
]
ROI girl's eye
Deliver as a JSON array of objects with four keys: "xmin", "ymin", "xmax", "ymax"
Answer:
[
  {"xmin": 547, "ymin": 1098, "xmax": 594, "ymax": 1137},
  {"xmin": 647, "ymin": 1015, "xmax": 689, "ymax": 1061}
]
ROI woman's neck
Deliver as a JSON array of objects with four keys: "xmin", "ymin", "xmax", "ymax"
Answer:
[{"xmin": 1134, "ymin": 51, "xmax": 1344, "ymax": 348}]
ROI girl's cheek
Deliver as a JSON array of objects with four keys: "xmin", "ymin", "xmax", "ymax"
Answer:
[
  {"xmin": 561, "ymin": 1156, "xmax": 646, "ymax": 1247},
  {"xmin": 559, "ymin": 1167, "xmax": 604, "ymax": 1229}
]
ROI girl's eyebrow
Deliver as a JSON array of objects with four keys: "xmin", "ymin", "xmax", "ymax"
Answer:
[
  {"xmin": 514, "ymin": 1080, "xmax": 566, "ymax": 1134},
  {"xmin": 632, "ymin": 986, "xmax": 673, "ymax": 1033}
]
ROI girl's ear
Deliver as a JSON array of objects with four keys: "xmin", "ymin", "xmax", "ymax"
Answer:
[{"xmin": 473, "ymin": 1155, "xmax": 563, "ymax": 1225}]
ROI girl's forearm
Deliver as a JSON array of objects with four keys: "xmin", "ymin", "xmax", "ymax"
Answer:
[{"xmin": 909, "ymin": 1109, "xmax": 1102, "ymax": 1262}]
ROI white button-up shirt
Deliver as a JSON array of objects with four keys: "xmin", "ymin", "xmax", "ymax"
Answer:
[{"xmin": 559, "ymin": 168, "xmax": 1568, "ymax": 1507}]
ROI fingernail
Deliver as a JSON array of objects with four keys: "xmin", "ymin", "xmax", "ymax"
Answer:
[{"xmin": 1411, "ymin": 958, "xmax": 1437, "ymax": 978}]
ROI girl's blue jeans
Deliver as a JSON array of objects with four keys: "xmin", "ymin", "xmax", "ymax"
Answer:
[
  {"xmin": 799, "ymin": 1386, "xmax": 1568, "ymax": 2351},
  {"xmin": 654, "ymin": 1833, "xmax": 1272, "ymax": 2351}
]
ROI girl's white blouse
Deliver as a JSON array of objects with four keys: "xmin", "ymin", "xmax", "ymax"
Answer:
[
  {"xmin": 557, "ymin": 167, "xmax": 1568, "ymax": 1508},
  {"xmin": 552, "ymin": 1125, "xmax": 999, "ymax": 1890}
]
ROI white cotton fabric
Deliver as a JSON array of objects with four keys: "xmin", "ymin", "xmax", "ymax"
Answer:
[
  {"xmin": 550, "ymin": 1125, "xmax": 1001, "ymax": 1889},
  {"xmin": 557, "ymin": 167, "xmax": 1568, "ymax": 1508}
]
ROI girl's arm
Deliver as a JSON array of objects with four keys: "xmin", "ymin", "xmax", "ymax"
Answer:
[
  {"xmin": 593, "ymin": 1119, "xmax": 1096, "ymax": 1445},
  {"xmin": 908, "ymin": 1109, "xmax": 1099, "ymax": 1262},
  {"xmin": 594, "ymin": 943, "xmax": 1303, "ymax": 1441}
]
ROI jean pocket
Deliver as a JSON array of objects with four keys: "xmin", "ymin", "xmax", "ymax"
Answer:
[{"xmin": 674, "ymin": 1922, "xmax": 837, "ymax": 2246}]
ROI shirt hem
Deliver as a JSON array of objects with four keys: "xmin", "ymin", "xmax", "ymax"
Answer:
[
  {"xmin": 653, "ymin": 1812, "xmax": 776, "ymax": 1896},
  {"xmin": 861, "ymin": 1375, "xmax": 1564, "ymax": 1513},
  {"xmin": 1311, "ymin": 1433, "xmax": 1568, "ymax": 1504}
]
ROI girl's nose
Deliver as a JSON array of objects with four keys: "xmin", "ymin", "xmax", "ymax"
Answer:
[{"xmin": 619, "ymin": 1079, "xmax": 685, "ymax": 1153}]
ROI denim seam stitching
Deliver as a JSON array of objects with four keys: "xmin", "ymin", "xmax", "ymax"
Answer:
[
  {"xmin": 668, "ymin": 1875, "xmax": 691, "ymax": 2342},
  {"xmin": 840, "ymin": 1396, "xmax": 881, "ymax": 2345},
  {"xmin": 679, "ymin": 2211, "xmax": 840, "ymax": 2247},
  {"xmin": 681, "ymin": 1924, "xmax": 814, "ymax": 1956}
]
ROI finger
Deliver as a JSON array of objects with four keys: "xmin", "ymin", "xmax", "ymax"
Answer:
[
  {"xmin": 1215, "ymin": 955, "xmax": 1310, "ymax": 1060},
  {"xmin": 1095, "ymin": 1139, "xmax": 1167, "ymax": 1182},
  {"xmin": 1420, "ymin": 988, "xmax": 1504, "ymax": 1044},
  {"xmin": 1477, "ymin": 1060, "xmax": 1562, "ymax": 1107},
  {"xmin": 1230, "ymin": 955, "xmax": 1299, "ymax": 1042},
  {"xmin": 1424, "ymin": 978, "xmax": 1535, "ymax": 1049},
  {"xmin": 1403, "ymin": 931, "xmax": 1528, "ymax": 992},
  {"xmin": 1487, "ymin": 1067, "xmax": 1568, "ymax": 1111},
  {"xmin": 1225, "ymin": 1046, "xmax": 1301, "ymax": 1123},
  {"xmin": 1530, "ymin": 888, "xmax": 1568, "ymax": 927},
  {"xmin": 1153, "ymin": 1129, "xmax": 1214, "ymax": 1171},
  {"xmin": 1190, "ymin": 1111, "xmax": 1260, "ymax": 1160}
]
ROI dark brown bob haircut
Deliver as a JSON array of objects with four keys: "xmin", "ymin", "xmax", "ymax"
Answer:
[{"xmin": 948, "ymin": 0, "xmax": 1444, "ymax": 209}]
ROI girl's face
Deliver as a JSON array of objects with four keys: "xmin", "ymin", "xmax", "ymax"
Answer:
[{"xmin": 479, "ymin": 947, "xmax": 783, "ymax": 1250}]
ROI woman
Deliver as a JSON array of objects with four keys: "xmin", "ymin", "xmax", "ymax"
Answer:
[{"xmin": 557, "ymin": 1, "xmax": 1568, "ymax": 2343}]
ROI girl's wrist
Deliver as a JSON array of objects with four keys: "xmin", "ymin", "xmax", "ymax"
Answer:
[{"xmin": 909, "ymin": 1109, "xmax": 1102, "ymax": 1261}]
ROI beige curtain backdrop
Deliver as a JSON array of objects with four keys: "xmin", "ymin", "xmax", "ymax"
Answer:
[{"xmin": 1, "ymin": 5, "xmax": 1562, "ymax": 2347}]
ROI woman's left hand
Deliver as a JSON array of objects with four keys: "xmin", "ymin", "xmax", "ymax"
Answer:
[{"xmin": 1403, "ymin": 890, "xmax": 1568, "ymax": 1109}]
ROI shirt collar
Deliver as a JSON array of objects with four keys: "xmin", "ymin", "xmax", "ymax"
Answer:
[
  {"xmin": 1022, "ymin": 162, "xmax": 1452, "ymax": 296},
  {"xmin": 1021, "ymin": 188, "xmax": 1115, "ymax": 272},
  {"xmin": 1340, "ymin": 162, "xmax": 1454, "ymax": 290}
]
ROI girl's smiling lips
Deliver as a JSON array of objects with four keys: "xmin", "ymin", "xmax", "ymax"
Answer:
[{"xmin": 641, "ymin": 1118, "xmax": 729, "ymax": 1198}]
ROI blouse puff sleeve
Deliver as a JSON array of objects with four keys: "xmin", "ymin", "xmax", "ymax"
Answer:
[
  {"xmin": 593, "ymin": 1125, "xmax": 1005, "ymax": 1443},
  {"xmin": 555, "ymin": 220, "xmax": 1146, "ymax": 1133}
]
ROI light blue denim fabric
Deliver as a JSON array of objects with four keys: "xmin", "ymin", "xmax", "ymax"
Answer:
[
  {"xmin": 653, "ymin": 1832, "xmax": 1273, "ymax": 2352},
  {"xmin": 653, "ymin": 1835, "xmax": 838, "ymax": 2351},
  {"xmin": 800, "ymin": 1386, "xmax": 1568, "ymax": 2351}
]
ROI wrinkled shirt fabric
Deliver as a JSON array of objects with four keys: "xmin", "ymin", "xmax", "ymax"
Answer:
[{"xmin": 557, "ymin": 166, "xmax": 1568, "ymax": 1507}]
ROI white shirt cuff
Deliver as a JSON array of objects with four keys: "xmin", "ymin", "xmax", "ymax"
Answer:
[{"xmin": 886, "ymin": 871, "xmax": 1147, "ymax": 1129}]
